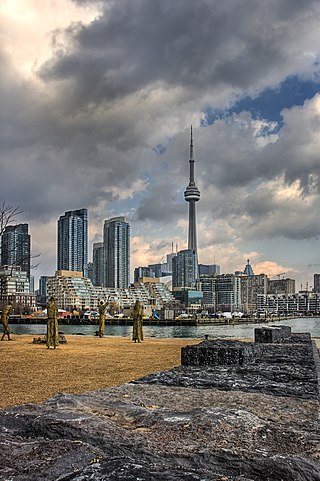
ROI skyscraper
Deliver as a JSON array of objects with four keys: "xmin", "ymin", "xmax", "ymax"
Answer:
[
  {"xmin": 57, "ymin": 208, "xmax": 88, "ymax": 276},
  {"xmin": 103, "ymin": 216, "xmax": 130, "ymax": 288},
  {"xmin": 172, "ymin": 249, "xmax": 197, "ymax": 289},
  {"xmin": 184, "ymin": 126, "xmax": 200, "ymax": 256},
  {"xmin": 93, "ymin": 242, "xmax": 104, "ymax": 286},
  {"xmin": 1, "ymin": 223, "xmax": 31, "ymax": 276}
]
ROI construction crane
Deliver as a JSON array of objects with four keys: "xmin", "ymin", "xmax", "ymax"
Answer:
[{"xmin": 276, "ymin": 272, "xmax": 286, "ymax": 280}]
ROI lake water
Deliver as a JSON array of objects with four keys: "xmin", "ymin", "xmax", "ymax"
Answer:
[{"xmin": 10, "ymin": 317, "xmax": 320, "ymax": 339}]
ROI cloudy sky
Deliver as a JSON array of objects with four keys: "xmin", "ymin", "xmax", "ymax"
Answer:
[{"xmin": 1, "ymin": 0, "xmax": 320, "ymax": 289}]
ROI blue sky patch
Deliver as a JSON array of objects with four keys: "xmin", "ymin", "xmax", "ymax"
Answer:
[{"xmin": 203, "ymin": 76, "xmax": 320, "ymax": 127}]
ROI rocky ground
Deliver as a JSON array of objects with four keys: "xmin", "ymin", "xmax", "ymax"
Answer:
[{"xmin": 0, "ymin": 335, "xmax": 319, "ymax": 480}]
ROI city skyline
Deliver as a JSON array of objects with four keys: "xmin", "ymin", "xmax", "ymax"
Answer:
[{"xmin": 1, "ymin": 1, "xmax": 320, "ymax": 288}]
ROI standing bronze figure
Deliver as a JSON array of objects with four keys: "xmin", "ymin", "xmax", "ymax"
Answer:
[
  {"xmin": 98, "ymin": 300, "xmax": 107, "ymax": 337},
  {"xmin": 1, "ymin": 302, "xmax": 12, "ymax": 340},
  {"xmin": 46, "ymin": 296, "xmax": 59, "ymax": 349},
  {"xmin": 132, "ymin": 300, "xmax": 143, "ymax": 343}
]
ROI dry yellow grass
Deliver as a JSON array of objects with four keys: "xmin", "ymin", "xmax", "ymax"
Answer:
[
  {"xmin": 0, "ymin": 334, "xmax": 199, "ymax": 409},
  {"xmin": 1, "ymin": 335, "xmax": 318, "ymax": 410}
]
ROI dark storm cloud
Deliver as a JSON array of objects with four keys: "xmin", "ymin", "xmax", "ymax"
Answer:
[
  {"xmin": 40, "ymin": 0, "xmax": 320, "ymax": 109},
  {"xmin": 134, "ymin": 184, "xmax": 185, "ymax": 223}
]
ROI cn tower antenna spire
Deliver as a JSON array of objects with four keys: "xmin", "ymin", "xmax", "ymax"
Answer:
[
  {"xmin": 190, "ymin": 125, "xmax": 194, "ymax": 161},
  {"xmin": 184, "ymin": 125, "xmax": 200, "ymax": 256}
]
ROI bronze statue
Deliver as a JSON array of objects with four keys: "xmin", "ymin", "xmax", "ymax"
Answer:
[
  {"xmin": 1, "ymin": 302, "xmax": 12, "ymax": 340},
  {"xmin": 132, "ymin": 300, "xmax": 143, "ymax": 343},
  {"xmin": 46, "ymin": 296, "xmax": 59, "ymax": 349},
  {"xmin": 98, "ymin": 300, "xmax": 107, "ymax": 337}
]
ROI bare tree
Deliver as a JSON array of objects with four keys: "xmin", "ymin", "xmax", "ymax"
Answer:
[
  {"xmin": 0, "ymin": 202, "xmax": 23, "ymax": 237},
  {"xmin": 0, "ymin": 201, "xmax": 41, "ymax": 279}
]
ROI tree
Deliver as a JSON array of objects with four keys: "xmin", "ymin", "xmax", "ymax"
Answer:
[
  {"xmin": 0, "ymin": 201, "xmax": 40, "ymax": 271},
  {"xmin": 0, "ymin": 202, "xmax": 41, "ymax": 309},
  {"xmin": 0, "ymin": 202, "xmax": 23, "ymax": 237}
]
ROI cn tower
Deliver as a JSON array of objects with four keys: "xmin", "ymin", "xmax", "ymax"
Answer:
[{"xmin": 184, "ymin": 126, "xmax": 200, "ymax": 255}]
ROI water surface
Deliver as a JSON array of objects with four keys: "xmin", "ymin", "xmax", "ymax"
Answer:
[{"xmin": 10, "ymin": 317, "xmax": 320, "ymax": 339}]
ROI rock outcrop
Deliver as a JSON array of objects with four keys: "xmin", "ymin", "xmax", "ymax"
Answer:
[{"xmin": 0, "ymin": 328, "xmax": 319, "ymax": 480}]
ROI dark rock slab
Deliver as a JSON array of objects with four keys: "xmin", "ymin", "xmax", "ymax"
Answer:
[
  {"xmin": 174, "ymin": 333, "xmax": 319, "ymax": 399},
  {"xmin": 0, "ymin": 385, "xmax": 319, "ymax": 481},
  {"xmin": 0, "ymin": 334, "xmax": 319, "ymax": 480},
  {"xmin": 254, "ymin": 325, "xmax": 292, "ymax": 343},
  {"xmin": 181, "ymin": 340, "xmax": 264, "ymax": 366}
]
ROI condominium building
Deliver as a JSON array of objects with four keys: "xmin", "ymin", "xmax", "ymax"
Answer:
[
  {"xmin": 241, "ymin": 274, "xmax": 268, "ymax": 313},
  {"xmin": 87, "ymin": 262, "xmax": 94, "ymax": 284},
  {"xmin": 268, "ymin": 278, "xmax": 295, "ymax": 295},
  {"xmin": 57, "ymin": 209, "xmax": 88, "ymax": 277},
  {"xmin": 257, "ymin": 292, "xmax": 320, "ymax": 315},
  {"xmin": 199, "ymin": 264, "xmax": 220, "ymax": 276},
  {"xmin": 1, "ymin": 223, "xmax": 31, "ymax": 277},
  {"xmin": 196, "ymin": 276, "xmax": 217, "ymax": 307},
  {"xmin": 103, "ymin": 216, "xmax": 130, "ymax": 288},
  {"xmin": 93, "ymin": 242, "xmax": 104, "ymax": 286},
  {"xmin": 38, "ymin": 275, "xmax": 50, "ymax": 306},
  {"xmin": 148, "ymin": 263, "xmax": 164, "ymax": 278},
  {"xmin": 0, "ymin": 265, "xmax": 36, "ymax": 310},
  {"xmin": 46, "ymin": 271, "xmax": 174, "ymax": 311},
  {"xmin": 172, "ymin": 249, "xmax": 197, "ymax": 289},
  {"xmin": 197, "ymin": 274, "xmax": 242, "ymax": 312},
  {"xmin": 314, "ymin": 274, "xmax": 320, "ymax": 293},
  {"xmin": 215, "ymin": 274, "xmax": 241, "ymax": 312},
  {"xmin": 134, "ymin": 266, "xmax": 155, "ymax": 283}
]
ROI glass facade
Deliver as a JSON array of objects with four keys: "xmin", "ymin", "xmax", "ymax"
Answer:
[
  {"xmin": 172, "ymin": 249, "xmax": 196, "ymax": 288},
  {"xmin": 103, "ymin": 217, "xmax": 130, "ymax": 288},
  {"xmin": 93, "ymin": 242, "xmax": 104, "ymax": 286},
  {"xmin": 57, "ymin": 209, "xmax": 88, "ymax": 277},
  {"xmin": 1, "ymin": 223, "xmax": 31, "ymax": 277}
]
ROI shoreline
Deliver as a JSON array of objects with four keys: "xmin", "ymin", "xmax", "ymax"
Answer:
[{"xmin": 9, "ymin": 314, "xmax": 320, "ymax": 326}]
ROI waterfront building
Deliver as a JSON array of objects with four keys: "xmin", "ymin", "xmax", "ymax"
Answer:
[
  {"xmin": 172, "ymin": 249, "xmax": 197, "ymax": 289},
  {"xmin": 148, "ymin": 263, "xmax": 164, "ymax": 278},
  {"xmin": 257, "ymin": 292, "xmax": 320, "ymax": 315},
  {"xmin": 215, "ymin": 274, "xmax": 241, "ymax": 312},
  {"xmin": 87, "ymin": 262, "xmax": 94, "ymax": 284},
  {"xmin": 196, "ymin": 276, "xmax": 217, "ymax": 308},
  {"xmin": 93, "ymin": 242, "xmax": 104, "ymax": 286},
  {"xmin": 241, "ymin": 274, "xmax": 268, "ymax": 314},
  {"xmin": 103, "ymin": 216, "xmax": 130, "ymax": 288},
  {"xmin": 314, "ymin": 273, "xmax": 320, "ymax": 293},
  {"xmin": 172, "ymin": 287, "xmax": 203, "ymax": 309},
  {"xmin": 46, "ymin": 270, "xmax": 174, "ymax": 311},
  {"xmin": 184, "ymin": 126, "xmax": 200, "ymax": 260},
  {"xmin": 0, "ymin": 265, "xmax": 36, "ymax": 311},
  {"xmin": 1, "ymin": 224, "xmax": 31, "ymax": 277},
  {"xmin": 134, "ymin": 266, "xmax": 155, "ymax": 283},
  {"xmin": 197, "ymin": 274, "xmax": 242, "ymax": 312},
  {"xmin": 38, "ymin": 275, "xmax": 49, "ymax": 306},
  {"xmin": 268, "ymin": 278, "xmax": 295, "ymax": 295},
  {"xmin": 57, "ymin": 208, "xmax": 88, "ymax": 277},
  {"xmin": 199, "ymin": 264, "xmax": 220, "ymax": 276}
]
